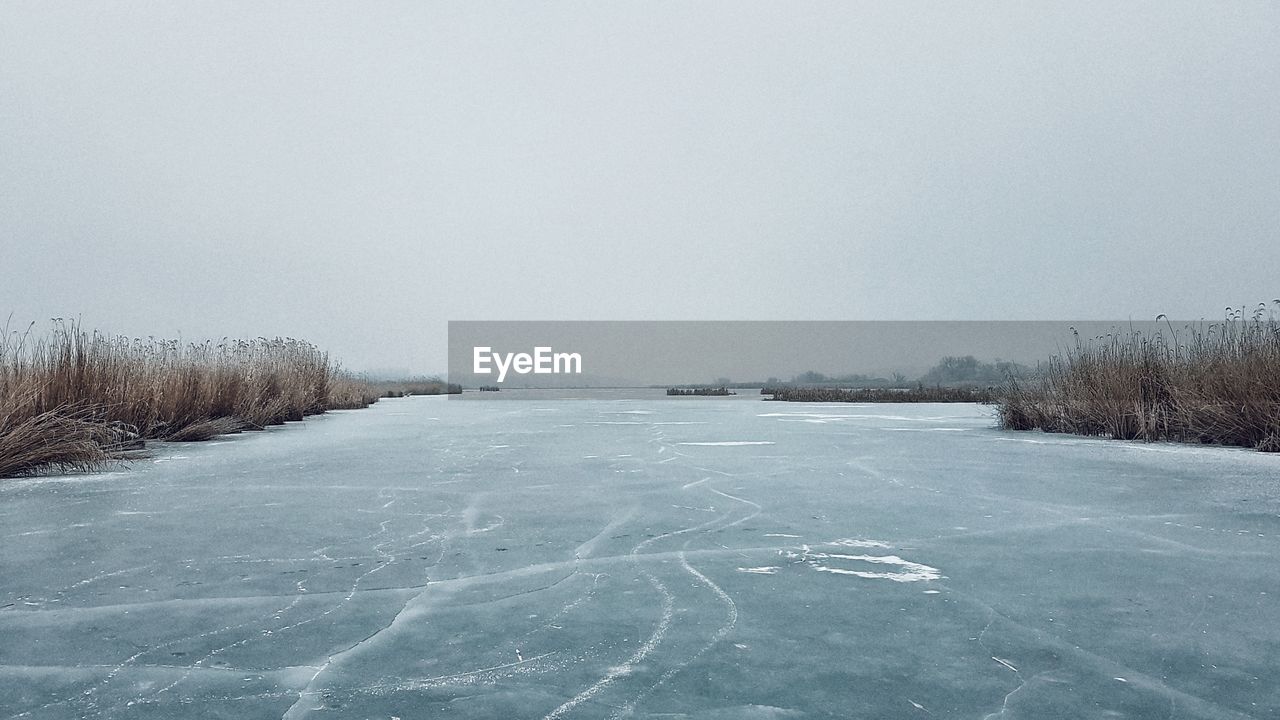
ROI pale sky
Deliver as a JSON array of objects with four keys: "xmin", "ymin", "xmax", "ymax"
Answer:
[{"xmin": 3, "ymin": 1, "xmax": 1278, "ymax": 373}]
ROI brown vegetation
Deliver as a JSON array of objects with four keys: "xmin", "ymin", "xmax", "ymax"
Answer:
[
  {"xmin": 998, "ymin": 306, "xmax": 1280, "ymax": 452},
  {"xmin": 667, "ymin": 387, "xmax": 734, "ymax": 396},
  {"xmin": 764, "ymin": 385, "xmax": 996, "ymax": 403},
  {"xmin": 1, "ymin": 320, "xmax": 388, "ymax": 477}
]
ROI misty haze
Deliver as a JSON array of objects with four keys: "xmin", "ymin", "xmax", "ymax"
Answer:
[{"xmin": 3, "ymin": 3, "xmax": 1279, "ymax": 719}]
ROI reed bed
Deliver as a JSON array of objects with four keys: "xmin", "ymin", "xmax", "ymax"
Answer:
[
  {"xmin": 1, "ymin": 321, "xmax": 384, "ymax": 476},
  {"xmin": 764, "ymin": 385, "xmax": 996, "ymax": 403},
  {"xmin": 667, "ymin": 387, "xmax": 734, "ymax": 396},
  {"xmin": 998, "ymin": 305, "xmax": 1280, "ymax": 451}
]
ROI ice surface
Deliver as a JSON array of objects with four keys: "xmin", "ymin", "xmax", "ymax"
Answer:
[{"xmin": 2, "ymin": 394, "xmax": 1279, "ymax": 718}]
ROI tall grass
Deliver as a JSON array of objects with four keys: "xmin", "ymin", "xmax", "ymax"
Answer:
[
  {"xmin": 998, "ymin": 304, "xmax": 1280, "ymax": 452},
  {"xmin": 1, "ymin": 320, "xmax": 384, "ymax": 477}
]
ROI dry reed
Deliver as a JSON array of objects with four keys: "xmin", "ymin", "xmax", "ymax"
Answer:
[
  {"xmin": 0, "ymin": 320, "xmax": 384, "ymax": 476},
  {"xmin": 998, "ymin": 304, "xmax": 1280, "ymax": 451}
]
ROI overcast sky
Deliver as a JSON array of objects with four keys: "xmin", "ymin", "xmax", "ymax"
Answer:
[{"xmin": 2, "ymin": 1, "xmax": 1277, "ymax": 373}]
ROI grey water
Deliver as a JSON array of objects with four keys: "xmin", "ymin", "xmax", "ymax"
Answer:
[{"xmin": 2, "ymin": 393, "xmax": 1278, "ymax": 719}]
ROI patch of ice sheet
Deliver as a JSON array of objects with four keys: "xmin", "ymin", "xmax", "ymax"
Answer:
[
  {"xmin": 677, "ymin": 441, "xmax": 776, "ymax": 446},
  {"xmin": 828, "ymin": 538, "xmax": 892, "ymax": 548},
  {"xmin": 651, "ymin": 421, "xmax": 708, "ymax": 425},
  {"xmin": 609, "ymin": 550, "xmax": 742, "ymax": 718},
  {"xmin": 0, "ymin": 468, "xmax": 128, "ymax": 489},
  {"xmin": 758, "ymin": 412, "xmax": 914, "ymax": 422},
  {"xmin": 690, "ymin": 704, "xmax": 804, "ymax": 719},
  {"xmin": 737, "ymin": 566, "xmax": 781, "ymax": 574},
  {"xmin": 758, "ymin": 412, "xmax": 859, "ymax": 418},
  {"xmin": 587, "ymin": 421, "xmax": 647, "ymax": 425},
  {"xmin": 764, "ymin": 533, "xmax": 801, "ymax": 538},
  {"xmin": 604, "ymin": 410, "xmax": 653, "ymax": 415},
  {"xmin": 995, "ymin": 432, "xmax": 1276, "ymax": 461},
  {"xmin": 882, "ymin": 427, "xmax": 968, "ymax": 432},
  {"xmin": 807, "ymin": 552, "xmax": 941, "ymax": 582},
  {"xmin": 543, "ymin": 545, "xmax": 677, "ymax": 719}
]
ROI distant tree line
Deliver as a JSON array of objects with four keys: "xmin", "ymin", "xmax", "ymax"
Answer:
[
  {"xmin": 764, "ymin": 386, "xmax": 997, "ymax": 403},
  {"xmin": 677, "ymin": 356, "xmax": 1031, "ymax": 392},
  {"xmin": 371, "ymin": 376, "xmax": 462, "ymax": 397},
  {"xmin": 919, "ymin": 356, "xmax": 1029, "ymax": 385}
]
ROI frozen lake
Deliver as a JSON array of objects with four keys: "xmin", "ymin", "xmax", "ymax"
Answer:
[{"xmin": 3, "ymin": 393, "xmax": 1278, "ymax": 719}]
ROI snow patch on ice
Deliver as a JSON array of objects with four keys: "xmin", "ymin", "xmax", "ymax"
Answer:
[
  {"xmin": 758, "ymin": 412, "xmax": 914, "ymax": 421},
  {"xmin": 784, "ymin": 541, "xmax": 940, "ymax": 583},
  {"xmin": 808, "ymin": 553, "xmax": 941, "ymax": 582},
  {"xmin": 829, "ymin": 538, "xmax": 892, "ymax": 548},
  {"xmin": 678, "ymin": 441, "xmax": 775, "ymax": 446}
]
